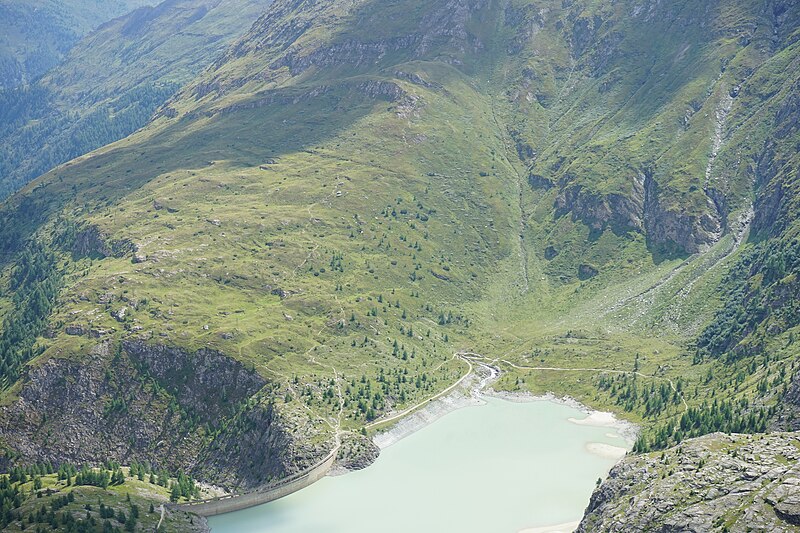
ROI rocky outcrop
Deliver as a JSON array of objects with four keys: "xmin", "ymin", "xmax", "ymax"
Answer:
[
  {"xmin": 752, "ymin": 77, "xmax": 800, "ymax": 240},
  {"xmin": 578, "ymin": 432, "xmax": 800, "ymax": 532},
  {"xmin": 528, "ymin": 174, "xmax": 554, "ymax": 190},
  {"xmin": 0, "ymin": 341, "xmax": 332, "ymax": 490},
  {"xmin": 578, "ymin": 263, "xmax": 598, "ymax": 280},
  {"xmin": 72, "ymin": 225, "xmax": 136, "ymax": 259},
  {"xmin": 195, "ymin": 401, "xmax": 330, "ymax": 489},
  {"xmin": 331, "ymin": 432, "xmax": 380, "ymax": 474},
  {"xmin": 270, "ymin": 0, "xmax": 493, "ymax": 69},
  {"xmin": 643, "ymin": 173, "xmax": 723, "ymax": 255},
  {"xmin": 554, "ymin": 179, "xmax": 645, "ymax": 236},
  {"xmin": 194, "ymin": 0, "xmax": 491, "ymax": 100},
  {"xmin": 271, "ymin": 35, "xmax": 422, "ymax": 76},
  {"xmin": 123, "ymin": 340, "xmax": 266, "ymax": 423},
  {"xmin": 552, "ymin": 171, "xmax": 723, "ymax": 254}
]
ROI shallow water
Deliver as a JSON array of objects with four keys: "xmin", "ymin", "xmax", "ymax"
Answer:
[{"xmin": 209, "ymin": 397, "xmax": 628, "ymax": 533}]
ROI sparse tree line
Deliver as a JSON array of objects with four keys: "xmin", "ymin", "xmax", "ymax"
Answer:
[
  {"xmin": 597, "ymin": 374, "xmax": 685, "ymax": 418},
  {"xmin": 633, "ymin": 399, "xmax": 773, "ymax": 452},
  {"xmin": 0, "ymin": 457, "xmax": 200, "ymax": 530}
]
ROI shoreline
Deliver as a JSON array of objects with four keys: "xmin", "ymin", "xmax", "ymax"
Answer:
[
  {"xmin": 372, "ymin": 361, "xmax": 493, "ymax": 449},
  {"xmin": 371, "ymin": 358, "xmax": 639, "ymax": 450},
  {"xmin": 202, "ymin": 353, "xmax": 639, "ymax": 527},
  {"xmin": 519, "ymin": 520, "xmax": 581, "ymax": 533},
  {"xmin": 364, "ymin": 359, "xmax": 637, "ymax": 533},
  {"xmin": 483, "ymin": 389, "xmax": 639, "ymax": 445}
]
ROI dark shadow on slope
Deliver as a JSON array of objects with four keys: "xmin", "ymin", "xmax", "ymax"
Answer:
[{"xmin": 0, "ymin": 80, "xmax": 395, "ymax": 264}]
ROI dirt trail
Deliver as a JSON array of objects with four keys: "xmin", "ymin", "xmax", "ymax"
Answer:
[
  {"xmin": 460, "ymin": 352, "xmax": 688, "ymax": 413},
  {"xmin": 365, "ymin": 353, "xmax": 473, "ymax": 429}
]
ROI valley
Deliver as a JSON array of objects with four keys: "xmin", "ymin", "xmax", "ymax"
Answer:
[{"xmin": 0, "ymin": 0, "xmax": 798, "ymax": 531}]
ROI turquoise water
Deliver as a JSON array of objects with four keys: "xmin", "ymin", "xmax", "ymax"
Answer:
[{"xmin": 209, "ymin": 398, "xmax": 627, "ymax": 533}]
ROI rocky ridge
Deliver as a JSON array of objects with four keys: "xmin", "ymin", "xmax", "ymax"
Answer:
[{"xmin": 578, "ymin": 431, "xmax": 800, "ymax": 532}]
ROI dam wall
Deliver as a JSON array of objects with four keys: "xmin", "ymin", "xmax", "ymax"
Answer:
[{"xmin": 176, "ymin": 446, "xmax": 338, "ymax": 517}]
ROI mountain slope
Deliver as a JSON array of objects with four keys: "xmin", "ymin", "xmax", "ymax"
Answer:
[
  {"xmin": 0, "ymin": 0, "xmax": 272, "ymax": 200},
  {"xmin": 0, "ymin": 0, "xmax": 797, "ymax": 523},
  {"xmin": 0, "ymin": 0, "xmax": 156, "ymax": 89}
]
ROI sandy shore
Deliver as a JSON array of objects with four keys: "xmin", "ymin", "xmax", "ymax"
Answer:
[
  {"xmin": 519, "ymin": 520, "xmax": 580, "ymax": 533},
  {"xmin": 568, "ymin": 410, "xmax": 618, "ymax": 427}
]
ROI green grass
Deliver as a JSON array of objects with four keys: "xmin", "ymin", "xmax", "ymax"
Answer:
[
  {"xmin": 0, "ymin": 0, "xmax": 269, "ymax": 199},
  {"xmin": 2, "ymin": 470, "xmax": 202, "ymax": 532}
]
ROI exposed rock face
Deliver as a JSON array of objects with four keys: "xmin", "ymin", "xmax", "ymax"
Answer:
[
  {"xmin": 752, "ymin": 77, "xmax": 800, "ymax": 240},
  {"xmin": 268, "ymin": 0, "xmax": 487, "ymax": 74},
  {"xmin": 578, "ymin": 263, "xmax": 598, "ymax": 280},
  {"xmin": 331, "ymin": 433, "xmax": 380, "ymax": 474},
  {"xmin": 72, "ymin": 225, "xmax": 136, "ymax": 259},
  {"xmin": 124, "ymin": 340, "xmax": 266, "ymax": 422},
  {"xmin": 528, "ymin": 174, "xmax": 554, "ymax": 190},
  {"xmin": 552, "ymin": 171, "xmax": 724, "ymax": 255},
  {"xmin": 0, "ymin": 341, "xmax": 331, "ymax": 490},
  {"xmin": 194, "ymin": 0, "xmax": 491, "ymax": 100},
  {"xmin": 643, "ymin": 173, "xmax": 723, "ymax": 255},
  {"xmin": 578, "ymin": 432, "xmax": 800, "ymax": 532},
  {"xmin": 554, "ymin": 180, "xmax": 645, "ymax": 236},
  {"xmin": 272, "ymin": 34, "xmax": 422, "ymax": 75}
]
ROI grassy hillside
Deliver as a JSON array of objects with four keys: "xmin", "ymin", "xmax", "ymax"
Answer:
[
  {"xmin": 0, "ymin": 0, "xmax": 272, "ymax": 200},
  {"xmin": 0, "ymin": 462, "xmax": 206, "ymax": 532},
  {"xmin": 0, "ymin": 0, "xmax": 797, "ymax": 511},
  {"xmin": 0, "ymin": 0, "xmax": 156, "ymax": 89}
]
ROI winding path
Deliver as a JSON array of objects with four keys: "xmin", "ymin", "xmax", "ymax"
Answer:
[
  {"xmin": 365, "ymin": 353, "xmax": 473, "ymax": 429},
  {"xmin": 460, "ymin": 352, "xmax": 688, "ymax": 413},
  {"xmin": 178, "ymin": 347, "xmax": 688, "ymax": 516}
]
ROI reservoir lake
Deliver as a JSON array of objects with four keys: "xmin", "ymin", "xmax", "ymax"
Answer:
[{"xmin": 210, "ymin": 397, "xmax": 629, "ymax": 533}]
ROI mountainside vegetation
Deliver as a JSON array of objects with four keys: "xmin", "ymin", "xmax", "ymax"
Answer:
[
  {"xmin": 0, "ymin": 0, "xmax": 273, "ymax": 200},
  {"xmin": 0, "ymin": 0, "xmax": 156, "ymax": 90},
  {"xmin": 0, "ymin": 0, "xmax": 798, "ymax": 528}
]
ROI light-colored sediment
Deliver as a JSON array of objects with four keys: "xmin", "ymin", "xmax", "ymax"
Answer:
[
  {"xmin": 373, "ymin": 357, "xmax": 639, "ymax": 451},
  {"xmin": 519, "ymin": 519, "xmax": 580, "ymax": 533},
  {"xmin": 372, "ymin": 363, "xmax": 494, "ymax": 449},
  {"xmin": 568, "ymin": 411, "xmax": 618, "ymax": 427},
  {"xmin": 585, "ymin": 442, "xmax": 628, "ymax": 460},
  {"xmin": 485, "ymin": 390, "xmax": 638, "ymax": 444}
]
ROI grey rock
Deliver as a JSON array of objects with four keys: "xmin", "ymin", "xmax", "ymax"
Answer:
[
  {"xmin": 65, "ymin": 325, "xmax": 85, "ymax": 336},
  {"xmin": 0, "ymin": 341, "xmax": 333, "ymax": 490},
  {"xmin": 578, "ymin": 432, "xmax": 800, "ymax": 532}
]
